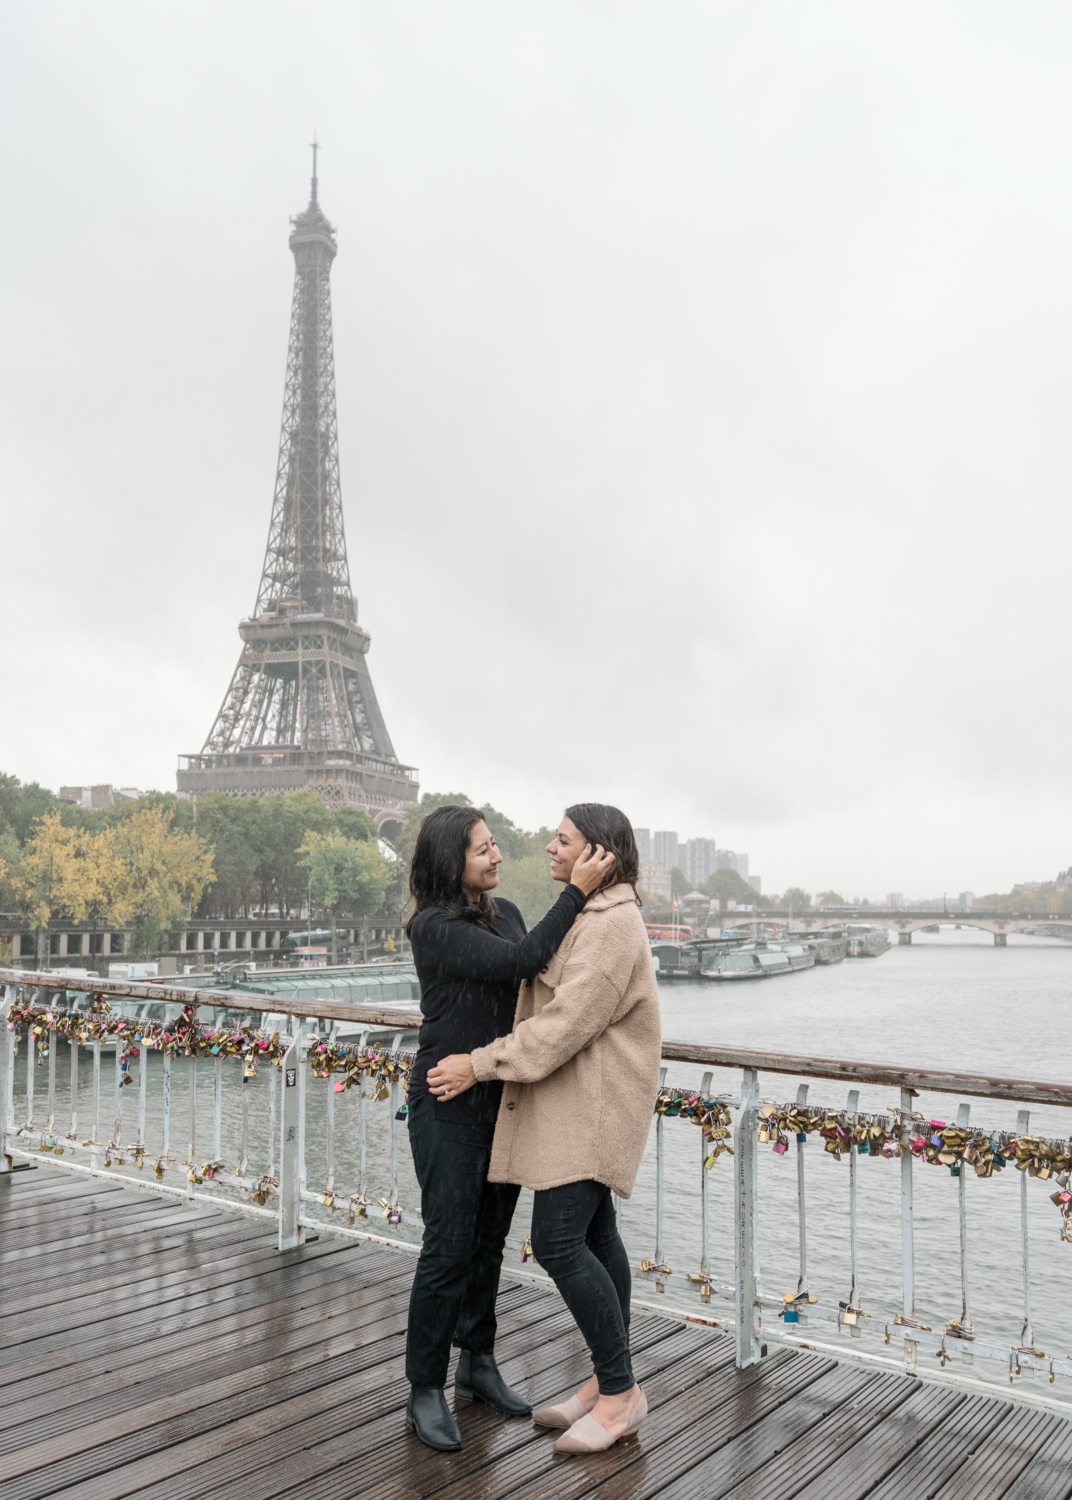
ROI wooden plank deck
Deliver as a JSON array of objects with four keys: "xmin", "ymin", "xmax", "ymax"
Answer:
[{"xmin": 1, "ymin": 1167, "xmax": 1070, "ymax": 1500}]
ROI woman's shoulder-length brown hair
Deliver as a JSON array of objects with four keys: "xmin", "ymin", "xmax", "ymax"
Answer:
[{"xmin": 563, "ymin": 803, "xmax": 642, "ymax": 903}]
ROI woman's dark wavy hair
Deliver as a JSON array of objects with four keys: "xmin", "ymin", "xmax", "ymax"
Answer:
[
  {"xmin": 404, "ymin": 805, "xmax": 500, "ymax": 934},
  {"xmin": 564, "ymin": 803, "xmax": 641, "ymax": 903}
]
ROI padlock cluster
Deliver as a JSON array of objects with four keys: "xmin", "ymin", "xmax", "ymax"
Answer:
[
  {"xmin": 308, "ymin": 1039, "xmax": 415, "ymax": 1108},
  {"xmin": 7, "ymin": 997, "xmax": 287, "ymax": 1072},
  {"xmin": 654, "ymin": 1086, "xmax": 734, "ymax": 1170},
  {"xmin": 759, "ymin": 1101, "xmax": 1072, "ymax": 1239}
]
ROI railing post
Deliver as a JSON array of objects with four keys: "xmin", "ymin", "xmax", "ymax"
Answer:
[
  {"xmin": 1, "ymin": 986, "xmax": 15, "ymax": 1172},
  {"xmin": 112, "ymin": 1039, "xmax": 123, "ymax": 1152},
  {"xmin": 186, "ymin": 1055, "xmax": 197, "ymax": 1196},
  {"xmin": 1016, "ymin": 1107, "xmax": 1034, "ymax": 1352},
  {"xmin": 846, "ymin": 1088, "xmax": 862, "ymax": 1334},
  {"xmin": 25, "ymin": 1026, "xmax": 35, "ymax": 1129},
  {"xmin": 955, "ymin": 1101, "xmax": 973, "ymax": 1350},
  {"xmin": 357, "ymin": 1028, "xmax": 369, "ymax": 1204},
  {"xmin": 46, "ymin": 1022, "xmax": 57, "ymax": 1135},
  {"xmin": 900, "ymin": 1085, "xmax": 917, "ymax": 1370},
  {"xmin": 794, "ymin": 1082, "xmax": 809, "ymax": 1301},
  {"xmin": 699, "ymin": 1070, "xmax": 713, "ymax": 1290},
  {"xmin": 137, "ymin": 1034, "xmax": 147, "ymax": 1158},
  {"xmin": 161, "ymin": 1051, "xmax": 171, "ymax": 1162},
  {"xmin": 297, "ymin": 1022, "xmax": 309, "ymax": 1198},
  {"xmin": 91, "ymin": 1040, "xmax": 101, "ymax": 1151},
  {"xmin": 213, "ymin": 1055, "xmax": 223, "ymax": 1164},
  {"xmin": 655, "ymin": 1065, "xmax": 668, "ymax": 1281},
  {"xmin": 389, "ymin": 1031, "xmax": 403, "ymax": 1216},
  {"xmin": 70, "ymin": 1035, "xmax": 79, "ymax": 1142},
  {"xmin": 734, "ymin": 1066, "xmax": 762, "ymax": 1367},
  {"xmin": 278, "ymin": 1040, "xmax": 302, "ymax": 1251}
]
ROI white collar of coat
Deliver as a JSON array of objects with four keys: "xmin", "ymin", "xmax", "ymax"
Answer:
[{"xmin": 582, "ymin": 882, "xmax": 637, "ymax": 912}]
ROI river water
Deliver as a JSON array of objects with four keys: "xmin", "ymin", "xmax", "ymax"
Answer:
[
  {"xmin": 13, "ymin": 927, "xmax": 1072, "ymax": 1397},
  {"xmin": 645, "ymin": 927, "xmax": 1072, "ymax": 1393}
]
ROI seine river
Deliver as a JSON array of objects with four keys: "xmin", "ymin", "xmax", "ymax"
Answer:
[
  {"xmin": 646, "ymin": 928, "xmax": 1072, "ymax": 1389},
  {"xmin": 13, "ymin": 927, "xmax": 1072, "ymax": 1398}
]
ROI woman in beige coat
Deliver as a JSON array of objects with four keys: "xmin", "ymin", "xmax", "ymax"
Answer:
[{"xmin": 428, "ymin": 804, "xmax": 661, "ymax": 1455}]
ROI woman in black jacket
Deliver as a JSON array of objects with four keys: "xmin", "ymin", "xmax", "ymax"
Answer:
[{"xmin": 403, "ymin": 803, "xmax": 612, "ymax": 1452}]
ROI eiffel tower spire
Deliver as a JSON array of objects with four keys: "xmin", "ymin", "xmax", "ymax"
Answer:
[{"xmin": 177, "ymin": 157, "xmax": 418, "ymax": 834}]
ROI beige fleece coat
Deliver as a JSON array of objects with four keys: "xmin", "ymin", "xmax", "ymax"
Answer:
[{"xmin": 470, "ymin": 883, "xmax": 662, "ymax": 1199}]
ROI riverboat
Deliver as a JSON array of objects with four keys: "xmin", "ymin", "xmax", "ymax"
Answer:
[
  {"xmin": 798, "ymin": 931, "xmax": 848, "ymax": 964},
  {"xmin": 699, "ymin": 942, "xmax": 816, "ymax": 982},
  {"xmin": 844, "ymin": 923, "xmax": 891, "ymax": 957},
  {"xmin": 650, "ymin": 942, "xmax": 692, "ymax": 979}
]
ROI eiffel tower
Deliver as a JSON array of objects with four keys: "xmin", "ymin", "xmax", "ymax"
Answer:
[{"xmin": 177, "ymin": 149, "xmax": 418, "ymax": 837}]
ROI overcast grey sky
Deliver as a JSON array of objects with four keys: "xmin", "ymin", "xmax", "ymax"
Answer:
[{"xmin": 2, "ymin": 1, "xmax": 1070, "ymax": 897}]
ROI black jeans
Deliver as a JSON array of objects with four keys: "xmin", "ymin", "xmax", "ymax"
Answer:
[
  {"xmin": 530, "ymin": 1179, "xmax": 634, "ymax": 1395},
  {"xmin": 405, "ymin": 1093, "xmax": 521, "ymax": 1388}
]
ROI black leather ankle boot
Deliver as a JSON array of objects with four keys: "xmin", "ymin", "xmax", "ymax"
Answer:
[
  {"xmin": 455, "ymin": 1350, "xmax": 532, "ymax": 1416},
  {"xmin": 406, "ymin": 1386, "xmax": 462, "ymax": 1450}
]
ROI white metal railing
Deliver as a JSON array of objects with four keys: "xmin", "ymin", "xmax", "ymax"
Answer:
[{"xmin": 3, "ymin": 968, "xmax": 1072, "ymax": 1402}]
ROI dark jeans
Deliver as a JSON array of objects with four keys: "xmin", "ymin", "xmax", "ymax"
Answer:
[
  {"xmin": 530, "ymin": 1179, "xmax": 634, "ymax": 1395},
  {"xmin": 405, "ymin": 1093, "xmax": 521, "ymax": 1388}
]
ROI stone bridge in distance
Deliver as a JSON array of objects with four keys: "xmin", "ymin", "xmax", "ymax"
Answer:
[{"xmin": 756, "ymin": 909, "xmax": 1072, "ymax": 946}]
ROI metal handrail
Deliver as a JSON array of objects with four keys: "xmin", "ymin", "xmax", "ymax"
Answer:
[
  {"xmin": 3, "ymin": 969, "xmax": 1071, "ymax": 1108},
  {"xmin": 4, "ymin": 967, "xmax": 1072, "ymax": 1401}
]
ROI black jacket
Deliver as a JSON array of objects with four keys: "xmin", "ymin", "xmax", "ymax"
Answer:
[{"xmin": 408, "ymin": 885, "xmax": 587, "ymax": 1123}]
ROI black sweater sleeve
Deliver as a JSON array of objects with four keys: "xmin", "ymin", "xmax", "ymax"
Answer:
[{"xmin": 413, "ymin": 885, "xmax": 587, "ymax": 983}]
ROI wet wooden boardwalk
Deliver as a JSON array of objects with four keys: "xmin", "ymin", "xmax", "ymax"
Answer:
[{"xmin": 2, "ymin": 1168, "xmax": 1071, "ymax": 1500}]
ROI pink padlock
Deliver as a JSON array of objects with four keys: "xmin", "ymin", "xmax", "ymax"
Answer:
[{"xmin": 772, "ymin": 1140, "xmax": 788, "ymax": 1155}]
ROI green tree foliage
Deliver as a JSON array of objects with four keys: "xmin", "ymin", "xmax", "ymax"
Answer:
[
  {"xmin": 191, "ymin": 795, "xmax": 262, "ymax": 919},
  {"xmin": 782, "ymin": 886, "xmax": 812, "ymax": 911},
  {"xmin": 391, "ymin": 792, "xmax": 560, "ymax": 928},
  {"xmin": 480, "ymin": 804, "xmax": 542, "ymax": 862},
  {"xmin": 0, "ymin": 822, "xmax": 20, "ymax": 912},
  {"xmin": 975, "ymin": 883, "xmax": 1072, "ymax": 917},
  {"xmin": 299, "ymin": 831, "xmax": 391, "ymax": 960},
  {"xmin": 816, "ymin": 890, "xmax": 847, "ymax": 907},
  {"xmin": 333, "ymin": 806, "xmax": 378, "ymax": 844},
  {"xmin": 496, "ymin": 852, "xmax": 560, "ymax": 928},
  {"xmin": 670, "ymin": 866, "xmax": 690, "ymax": 897},
  {"xmin": 701, "ymin": 868, "xmax": 759, "ymax": 905},
  {"xmin": 394, "ymin": 791, "xmax": 474, "ymax": 870},
  {"xmin": 58, "ymin": 790, "xmax": 197, "ymax": 837},
  {"xmin": 253, "ymin": 789, "xmax": 335, "ymax": 918},
  {"xmin": 0, "ymin": 773, "xmax": 58, "ymax": 845}
]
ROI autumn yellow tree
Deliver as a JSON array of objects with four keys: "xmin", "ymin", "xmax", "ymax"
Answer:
[
  {"xmin": 12, "ymin": 813, "xmax": 102, "ymax": 969},
  {"xmin": 97, "ymin": 806, "xmax": 215, "ymax": 959}
]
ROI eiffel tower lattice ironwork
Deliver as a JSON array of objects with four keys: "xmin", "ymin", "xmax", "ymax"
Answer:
[{"xmin": 177, "ymin": 154, "xmax": 418, "ymax": 832}]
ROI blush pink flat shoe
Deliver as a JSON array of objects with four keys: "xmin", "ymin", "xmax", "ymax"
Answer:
[
  {"xmin": 553, "ymin": 1388, "xmax": 647, "ymax": 1454},
  {"xmin": 532, "ymin": 1392, "xmax": 596, "ymax": 1430}
]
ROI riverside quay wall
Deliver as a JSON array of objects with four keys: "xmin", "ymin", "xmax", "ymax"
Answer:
[{"xmin": 0, "ymin": 916, "xmax": 408, "ymax": 974}]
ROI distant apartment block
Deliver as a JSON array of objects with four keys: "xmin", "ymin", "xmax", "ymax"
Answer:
[
  {"xmin": 59, "ymin": 785, "xmax": 145, "ymax": 809},
  {"xmin": 639, "ymin": 861, "xmax": 672, "ymax": 901},
  {"xmin": 685, "ymin": 837, "xmax": 718, "ymax": 886},
  {"xmin": 637, "ymin": 825, "xmax": 757, "ymax": 894},
  {"xmin": 652, "ymin": 831, "xmax": 679, "ymax": 870}
]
